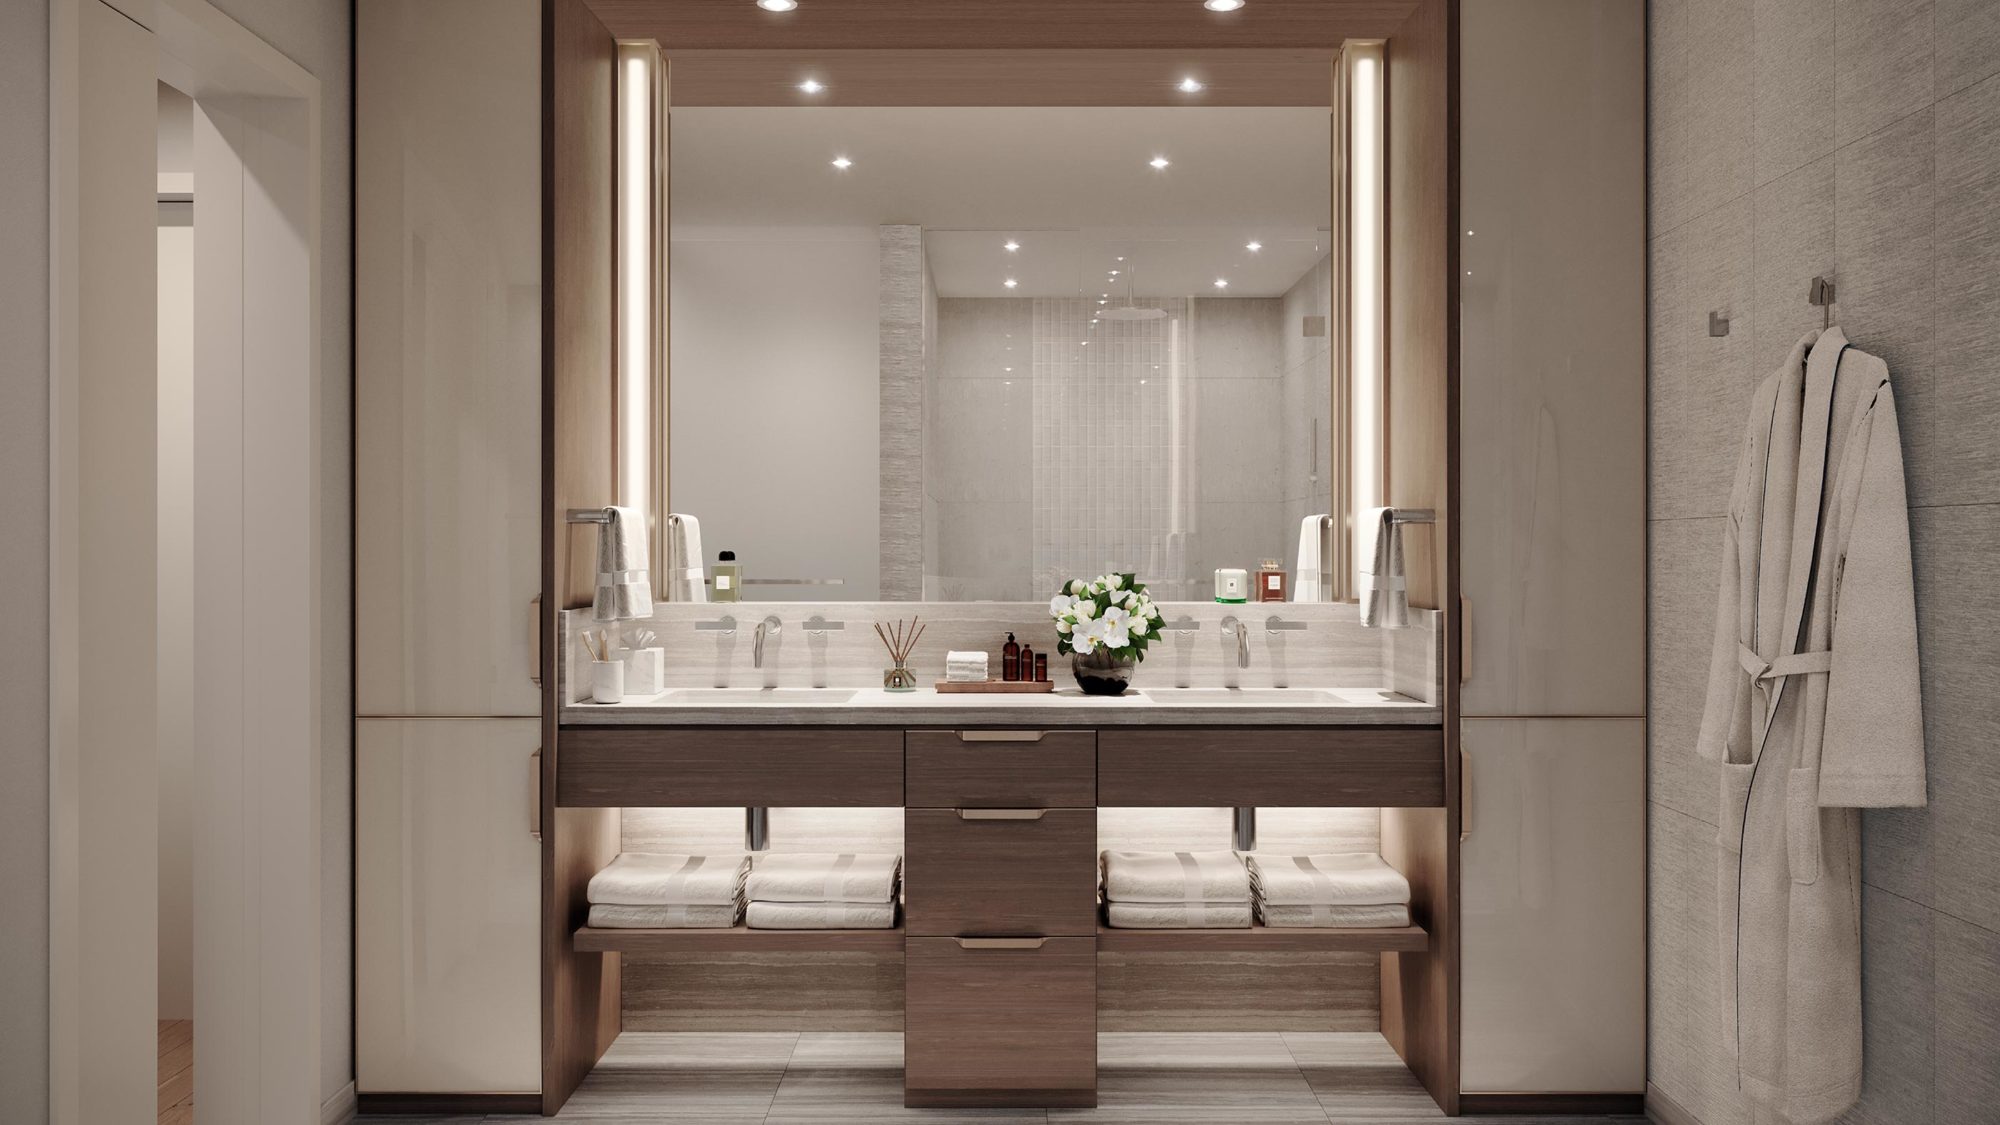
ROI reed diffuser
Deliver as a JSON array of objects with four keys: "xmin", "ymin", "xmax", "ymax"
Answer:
[{"xmin": 873, "ymin": 616, "xmax": 925, "ymax": 692}]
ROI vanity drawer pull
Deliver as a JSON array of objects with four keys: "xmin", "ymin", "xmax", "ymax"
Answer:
[
  {"xmin": 954, "ymin": 937, "xmax": 1047, "ymax": 950},
  {"xmin": 956, "ymin": 808, "xmax": 1048, "ymax": 820},
  {"xmin": 957, "ymin": 730, "xmax": 1049, "ymax": 743}
]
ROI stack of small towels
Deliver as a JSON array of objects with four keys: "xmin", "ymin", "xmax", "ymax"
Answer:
[
  {"xmin": 745, "ymin": 852, "xmax": 902, "ymax": 930},
  {"xmin": 1100, "ymin": 849, "xmax": 1253, "ymax": 928},
  {"xmin": 1246, "ymin": 852, "xmax": 1412, "ymax": 928},
  {"xmin": 944, "ymin": 650, "xmax": 989, "ymax": 683},
  {"xmin": 586, "ymin": 852, "xmax": 748, "ymax": 928}
]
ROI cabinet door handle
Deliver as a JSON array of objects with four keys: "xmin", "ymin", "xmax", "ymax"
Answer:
[
  {"xmin": 956, "ymin": 730, "xmax": 1048, "ymax": 742},
  {"xmin": 1458, "ymin": 594, "xmax": 1471, "ymax": 685},
  {"xmin": 955, "ymin": 808, "xmax": 1047, "ymax": 820},
  {"xmin": 530, "ymin": 749, "xmax": 543, "ymax": 841},
  {"xmin": 530, "ymin": 595, "xmax": 543, "ymax": 687},
  {"xmin": 955, "ymin": 937, "xmax": 1046, "ymax": 950},
  {"xmin": 1459, "ymin": 746, "xmax": 1472, "ymax": 843}
]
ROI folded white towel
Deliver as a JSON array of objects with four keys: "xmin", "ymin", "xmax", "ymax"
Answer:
[
  {"xmin": 1256, "ymin": 902, "xmax": 1411, "ymax": 929},
  {"xmin": 1358, "ymin": 506, "xmax": 1409, "ymax": 628},
  {"xmin": 1101, "ymin": 850, "xmax": 1251, "ymax": 904},
  {"xmin": 663, "ymin": 513, "xmax": 707, "ymax": 603},
  {"xmin": 592, "ymin": 506, "xmax": 655, "ymax": 622},
  {"xmin": 746, "ymin": 852, "xmax": 902, "ymax": 904},
  {"xmin": 1294, "ymin": 513, "xmax": 1327, "ymax": 602},
  {"xmin": 746, "ymin": 900, "xmax": 897, "ymax": 930},
  {"xmin": 1105, "ymin": 901, "xmax": 1252, "ymax": 929},
  {"xmin": 944, "ymin": 651, "xmax": 989, "ymax": 683},
  {"xmin": 587, "ymin": 902, "xmax": 742, "ymax": 929},
  {"xmin": 1246, "ymin": 852, "xmax": 1411, "ymax": 907},
  {"xmin": 588, "ymin": 852, "xmax": 748, "ymax": 907}
]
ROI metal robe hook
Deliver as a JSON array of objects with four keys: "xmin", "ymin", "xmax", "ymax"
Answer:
[{"xmin": 1809, "ymin": 276, "xmax": 1836, "ymax": 330}]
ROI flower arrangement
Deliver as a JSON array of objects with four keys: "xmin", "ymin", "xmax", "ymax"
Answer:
[{"xmin": 1049, "ymin": 573, "xmax": 1161, "ymax": 659}]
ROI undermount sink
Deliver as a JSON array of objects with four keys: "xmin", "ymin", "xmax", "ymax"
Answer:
[
  {"xmin": 1139, "ymin": 688, "xmax": 1346, "ymax": 705},
  {"xmin": 661, "ymin": 688, "xmax": 858, "ymax": 705}
]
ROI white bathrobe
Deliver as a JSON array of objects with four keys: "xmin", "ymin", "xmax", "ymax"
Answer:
[{"xmin": 1696, "ymin": 327, "xmax": 1926, "ymax": 1124}]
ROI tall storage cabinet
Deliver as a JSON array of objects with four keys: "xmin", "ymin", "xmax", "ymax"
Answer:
[
  {"xmin": 355, "ymin": 0, "xmax": 543, "ymax": 1101},
  {"xmin": 1455, "ymin": 0, "xmax": 1647, "ymax": 1102}
]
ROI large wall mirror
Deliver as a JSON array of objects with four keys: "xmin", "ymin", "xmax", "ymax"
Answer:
[{"xmin": 634, "ymin": 50, "xmax": 1381, "ymax": 603}]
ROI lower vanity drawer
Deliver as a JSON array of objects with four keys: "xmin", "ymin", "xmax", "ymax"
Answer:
[
  {"xmin": 904, "ymin": 808, "xmax": 1097, "ymax": 936},
  {"xmin": 905, "ymin": 729, "xmax": 1095, "ymax": 808},
  {"xmin": 905, "ymin": 936, "xmax": 1096, "ymax": 1108}
]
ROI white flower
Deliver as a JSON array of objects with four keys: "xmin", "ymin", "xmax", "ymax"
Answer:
[
  {"xmin": 1055, "ymin": 618, "xmax": 1072, "ymax": 634},
  {"xmin": 1049, "ymin": 593, "xmax": 1076, "ymax": 616},
  {"xmin": 1068, "ymin": 579, "xmax": 1086, "ymax": 596},
  {"xmin": 1144, "ymin": 602, "xmax": 1161, "ymax": 620},
  {"xmin": 1070, "ymin": 631, "xmax": 1097, "ymax": 655},
  {"xmin": 1105, "ymin": 574, "xmax": 1125, "ymax": 591},
  {"xmin": 1122, "ymin": 591, "xmax": 1140, "ymax": 611},
  {"xmin": 1072, "ymin": 600, "xmax": 1097, "ymax": 621},
  {"xmin": 1102, "ymin": 605, "xmax": 1130, "ymax": 630},
  {"xmin": 1088, "ymin": 581, "xmax": 1104, "ymax": 596},
  {"xmin": 1104, "ymin": 624, "xmax": 1131, "ymax": 649},
  {"xmin": 1130, "ymin": 617, "xmax": 1150, "ymax": 637}
]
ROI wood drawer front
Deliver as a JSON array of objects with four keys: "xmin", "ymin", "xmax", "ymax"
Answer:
[
  {"xmin": 905, "ymin": 730, "xmax": 1095, "ymax": 808},
  {"xmin": 555, "ymin": 727, "xmax": 903, "ymax": 807},
  {"xmin": 1096, "ymin": 727, "xmax": 1446, "ymax": 807},
  {"xmin": 905, "ymin": 937, "xmax": 1096, "ymax": 1107},
  {"xmin": 904, "ymin": 809, "xmax": 1098, "ymax": 937}
]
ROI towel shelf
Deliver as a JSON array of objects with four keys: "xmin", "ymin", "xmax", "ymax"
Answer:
[
  {"xmin": 573, "ymin": 923, "xmax": 906, "ymax": 954},
  {"xmin": 1094, "ymin": 920, "xmax": 1428, "ymax": 953}
]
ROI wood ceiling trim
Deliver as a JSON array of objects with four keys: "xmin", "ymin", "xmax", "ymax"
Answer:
[{"xmin": 584, "ymin": 0, "xmax": 1417, "ymax": 51}]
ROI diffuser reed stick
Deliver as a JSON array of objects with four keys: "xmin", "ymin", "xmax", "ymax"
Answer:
[{"xmin": 875, "ymin": 615, "xmax": 923, "ymax": 691}]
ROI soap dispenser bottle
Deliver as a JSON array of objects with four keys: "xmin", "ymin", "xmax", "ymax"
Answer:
[
  {"xmin": 1002, "ymin": 632, "xmax": 1020, "ymax": 681},
  {"xmin": 713, "ymin": 550, "xmax": 742, "ymax": 602}
]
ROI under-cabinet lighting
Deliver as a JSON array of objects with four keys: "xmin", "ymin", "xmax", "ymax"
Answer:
[
  {"xmin": 1246, "ymin": 241, "xmax": 1262, "ymax": 252},
  {"xmin": 797, "ymin": 78, "xmax": 824, "ymax": 94},
  {"xmin": 1204, "ymin": 0, "xmax": 1245, "ymax": 10},
  {"xmin": 1213, "ymin": 278, "xmax": 1229, "ymax": 289},
  {"xmin": 1003, "ymin": 278, "xmax": 1018, "ymax": 289},
  {"xmin": 1178, "ymin": 77, "xmax": 1205, "ymax": 93},
  {"xmin": 1149, "ymin": 156, "xmax": 1171, "ymax": 170},
  {"xmin": 757, "ymin": 0, "xmax": 797, "ymax": 11},
  {"xmin": 1004, "ymin": 240, "xmax": 1020, "ymax": 251},
  {"xmin": 830, "ymin": 155, "xmax": 852, "ymax": 170}
]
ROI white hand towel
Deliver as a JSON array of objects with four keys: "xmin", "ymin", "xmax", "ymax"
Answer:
[
  {"xmin": 746, "ymin": 900, "xmax": 897, "ymax": 930},
  {"xmin": 1247, "ymin": 852, "xmax": 1411, "ymax": 907},
  {"xmin": 1358, "ymin": 506, "xmax": 1409, "ymax": 628},
  {"xmin": 944, "ymin": 651, "xmax": 989, "ymax": 683},
  {"xmin": 664, "ymin": 513, "xmax": 707, "ymax": 603},
  {"xmin": 746, "ymin": 853, "xmax": 902, "ymax": 904},
  {"xmin": 592, "ymin": 505, "xmax": 655, "ymax": 622},
  {"xmin": 1294, "ymin": 514, "xmax": 1327, "ymax": 602},
  {"xmin": 588, "ymin": 852, "xmax": 748, "ymax": 906},
  {"xmin": 587, "ymin": 902, "xmax": 742, "ymax": 929},
  {"xmin": 1104, "ymin": 901, "xmax": 1252, "ymax": 929},
  {"xmin": 1101, "ymin": 850, "xmax": 1251, "ymax": 904},
  {"xmin": 1256, "ymin": 902, "xmax": 1411, "ymax": 929}
]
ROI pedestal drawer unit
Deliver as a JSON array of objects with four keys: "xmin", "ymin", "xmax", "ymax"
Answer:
[
  {"xmin": 905, "ymin": 937, "xmax": 1097, "ymax": 1108},
  {"xmin": 903, "ymin": 808, "xmax": 1098, "ymax": 936}
]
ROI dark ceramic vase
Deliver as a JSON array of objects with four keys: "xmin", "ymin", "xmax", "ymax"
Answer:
[{"xmin": 1071, "ymin": 649, "xmax": 1137, "ymax": 695}]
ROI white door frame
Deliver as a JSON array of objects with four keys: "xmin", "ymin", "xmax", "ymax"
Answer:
[{"xmin": 48, "ymin": 0, "xmax": 327, "ymax": 1120}]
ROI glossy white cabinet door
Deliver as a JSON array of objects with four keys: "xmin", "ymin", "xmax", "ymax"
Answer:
[
  {"xmin": 356, "ymin": 718, "xmax": 541, "ymax": 1094},
  {"xmin": 1460, "ymin": 717, "xmax": 1645, "ymax": 1093},
  {"xmin": 1458, "ymin": 0, "xmax": 1646, "ymax": 717},
  {"xmin": 355, "ymin": 0, "xmax": 542, "ymax": 717}
]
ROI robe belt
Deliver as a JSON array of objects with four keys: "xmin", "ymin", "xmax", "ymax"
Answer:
[{"xmin": 1737, "ymin": 642, "xmax": 1833, "ymax": 684}]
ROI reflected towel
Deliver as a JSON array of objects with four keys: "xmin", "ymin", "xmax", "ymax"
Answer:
[
  {"xmin": 746, "ymin": 900, "xmax": 897, "ymax": 930},
  {"xmin": 588, "ymin": 852, "xmax": 749, "ymax": 906},
  {"xmin": 1358, "ymin": 506, "xmax": 1409, "ymax": 628},
  {"xmin": 1256, "ymin": 902, "xmax": 1411, "ymax": 929},
  {"xmin": 664, "ymin": 513, "xmax": 706, "ymax": 603},
  {"xmin": 1294, "ymin": 514, "xmax": 1328, "ymax": 602},
  {"xmin": 746, "ymin": 852, "xmax": 902, "ymax": 904},
  {"xmin": 587, "ymin": 902, "xmax": 742, "ymax": 929},
  {"xmin": 592, "ymin": 505, "xmax": 655, "ymax": 621},
  {"xmin": 945, "ymin": 651, "xmax": 989, "ymax": 683},
  {"xmin": 1101, "ymin": 849, "xmax": 1251, "ymax": 904},
  {"xmin": 1247, "ymin": 852, "xmax": 1411, "ymax": 907},
  {"xmin": 1105, "ymin": 901, "xmax": 1252, "ymax": 929}
]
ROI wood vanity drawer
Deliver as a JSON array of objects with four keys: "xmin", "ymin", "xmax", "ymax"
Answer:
[
  {"xmin": 905, "ymin": 936, "xmax": 1096, "ymax": 1108},
  {"xmin": 905, "ymin": 730, "xmax": 1095, "ymax": 808},
  {"xmin": 903, "ymin": 809, "xmax": 1097, "ymax": 936},
  {"xmin": 1097, "ymin": 727, "xmax": 1446, "ymax": 807},
  {"xmin": 555, "ymin": 727, "xmax": 903, "ymax": 807}
]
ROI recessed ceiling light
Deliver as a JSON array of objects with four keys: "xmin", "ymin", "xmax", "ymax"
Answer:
[
  {"xmin": 1214, "ymin": 278, "xmax": 1229, "ymax": 289},
  {"xmin": 797, "ymin": 78, "xmax": 824, "ymax": 93},
  {"xmin": 758, "ymin": 0, "xmax": 797, "ymax": 10},
  {"xmin": 830, "ymin": 155, "xmax": 852, "ymax": 169},
  {"xmin": 1116, "ymin": 256, "xmax": 1126, "ymax": 262},
  {"xmin": 1204, "ymin": 0, "xmax": 1244, "ymax": 10},
  {"xmin": 1003, "ymin": 240, "xmax": 1020, "ymax": 252},
  {"xmin": 1246, "ymin": 241, "xmax": 1263, "ymax": 252},
  {"xmin": 1139, "ymin": 379, "xmax": 1148, "ymax": 385},
  {"xmin": 1178, "ymin": 77, "xmax": 1205, "ymax": 93},
  {"xmin": 1098, "ymin": 299, "xmax": 1108, "ymax": 305},
  {"xmin": 1003, "ymin": 278, "xmax": 1018, "ymax": 289},
  {"xmin": 1081, "ymin": 340, "xmax": 1089, "ymax": 346},
  {"xmin": 1149, "ymin": 156, "xmax": 1171, "ymax": 170},
  {"xmin": 1004, "ymin": 367, "xmax": 1013, "ymax": 372}
]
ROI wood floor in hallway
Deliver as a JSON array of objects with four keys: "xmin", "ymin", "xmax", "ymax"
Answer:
[{"xmin": 158, "ymin": 1020, "xmax": 193, "ymax": 1124}]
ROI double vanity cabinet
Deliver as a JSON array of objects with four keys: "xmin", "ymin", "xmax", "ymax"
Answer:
[{"xmin": 556, "ymin": 721, "xmax": 1450, "ymax": 1109}]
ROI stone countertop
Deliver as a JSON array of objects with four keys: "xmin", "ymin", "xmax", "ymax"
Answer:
[{"xmin": 560, "ymin": 685, "xmax": 1441, "ymax": 727}]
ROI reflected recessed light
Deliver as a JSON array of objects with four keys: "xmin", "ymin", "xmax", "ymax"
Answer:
[
  {"xmin": 1003, "ymin": 240, "xmax": 1020, "ymax": 251},
  {"xmin": 830, "ymin": 155, "xmax": 852, "ymax": 169},
  {"xmin": 1081, "ymin": 341, "xmax": 1089, "ymax": 346},
  {"xmin": 1003, "ymin": 278, "xmax": 1018, "ymax": 289},
  {"xmin": 1246, "ymin": 241, "xmax": 1263, "ymax": 252},
  {"xmin": 1214, "ymin": 278, "xmax": 1229, "ymax": 288},
  {"xmin": 1139, "ymin": 379, "xmax": 1148, "ymax": 385},
  {"xmin": 758, "ymin": 0, "xmax": 798, "ymax": 10},
  {"xmin": 1110, "ymin": 270, "xmax": 1121, "ymax": 277},
  {"xmin": 1178, "ymin": 77, "xmax": 1205, "ymax": 93},
  {"xmin": 797, "ymin": 78, "xmax": 824, "ymax": 93},
  {"xmin": 1204, "ymin": 0, "xmax": 1244, "ymax": 10},
  {"xmin": 1004, "ymin": 367, "xmax": 1013, "ymax": 372},
  {"xmin": 1149, "ymin": 156, "xmax": 1171, "ymax": 170},
  {"xmin": 1098, "ymin": 299, "xmax": 1108, "ymax": 305}
]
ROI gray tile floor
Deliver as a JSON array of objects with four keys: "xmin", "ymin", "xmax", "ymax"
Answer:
[{"xmin": 357, "ymin": 1032, "xmax": 1647, "ymax": 1124}]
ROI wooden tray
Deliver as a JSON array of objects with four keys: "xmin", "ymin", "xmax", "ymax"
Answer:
[{"xmin": 934, "ymin": 679, "xmax": 1056, "ymax": 694}]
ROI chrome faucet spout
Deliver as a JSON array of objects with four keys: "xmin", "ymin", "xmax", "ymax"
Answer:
[
  {"xmin": 753, "ymin": 615, "xmax": 783, "ymax": 668},
  {"xmin": 1221, "ymin": 616, "xmax": 1250, "ymax": 668}
]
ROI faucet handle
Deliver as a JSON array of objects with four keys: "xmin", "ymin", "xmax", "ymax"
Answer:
[
  {"xmin": 760, "ymin": 614, "xmax": 784, "ymax": 632},
  {"xmin": 1264, "ymin": 616, "xmax": 1308, "ymax": 632},
  {"xmin": 694, "ymin": 615, "xmax": 737, "ymax": 633}
]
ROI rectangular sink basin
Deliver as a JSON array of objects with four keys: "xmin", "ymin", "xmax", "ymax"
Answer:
[
  {"xmin": 1139, "ymin": 688, "xmax": 1345, "ymax": 705},
  {"xmin": 660, "ymin": 688, "xmax": 858, "ymax": 705}
]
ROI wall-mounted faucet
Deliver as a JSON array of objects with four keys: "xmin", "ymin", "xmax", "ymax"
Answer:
[
  {"xmin": 694, "ymin": 615, "xmax": 737, "ymax": 633},
  {"xmin": 754, "ymin": 615, "xmax": 783, "ymax": 668},
  {"xmin": 1221, "ymin": 615, "xmax": 1250, "ymax": 668}
]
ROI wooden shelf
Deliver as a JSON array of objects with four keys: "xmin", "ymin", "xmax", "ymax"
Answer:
[
  {"xmin": 574, "ymin": 924, "xmax": 906, "ymax": 954},
  {"xmin": 1094, "ymin": 922, "xmax": 1428, "ymax": 953}
]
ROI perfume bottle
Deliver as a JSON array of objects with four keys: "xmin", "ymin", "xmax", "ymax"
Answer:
[
  {"xmin": 712, "ymin": 550, "xmax": 741, "ymax": 603},
  {"xmin": 1257, "ymin": 559, "xmax": 1289, "ymax": 602}
]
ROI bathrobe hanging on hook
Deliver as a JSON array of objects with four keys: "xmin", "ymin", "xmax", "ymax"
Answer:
[{"xmin": 1696, "ymin": 326, "xmax": 1926, "ymax": 1125}]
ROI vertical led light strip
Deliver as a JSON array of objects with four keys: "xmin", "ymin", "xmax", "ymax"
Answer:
[
  {"xmin": 1347, "ymin": 42, "xmax": 1386, "ymax": 586},
  {"xmin": 616, "ymin": 44, "xmax": 655, "ymax": 532}
]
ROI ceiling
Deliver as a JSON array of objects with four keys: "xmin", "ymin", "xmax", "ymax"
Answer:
[{"xmin": 671, "ymin": 106, "xmax": 1333, "ymax": 297}]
